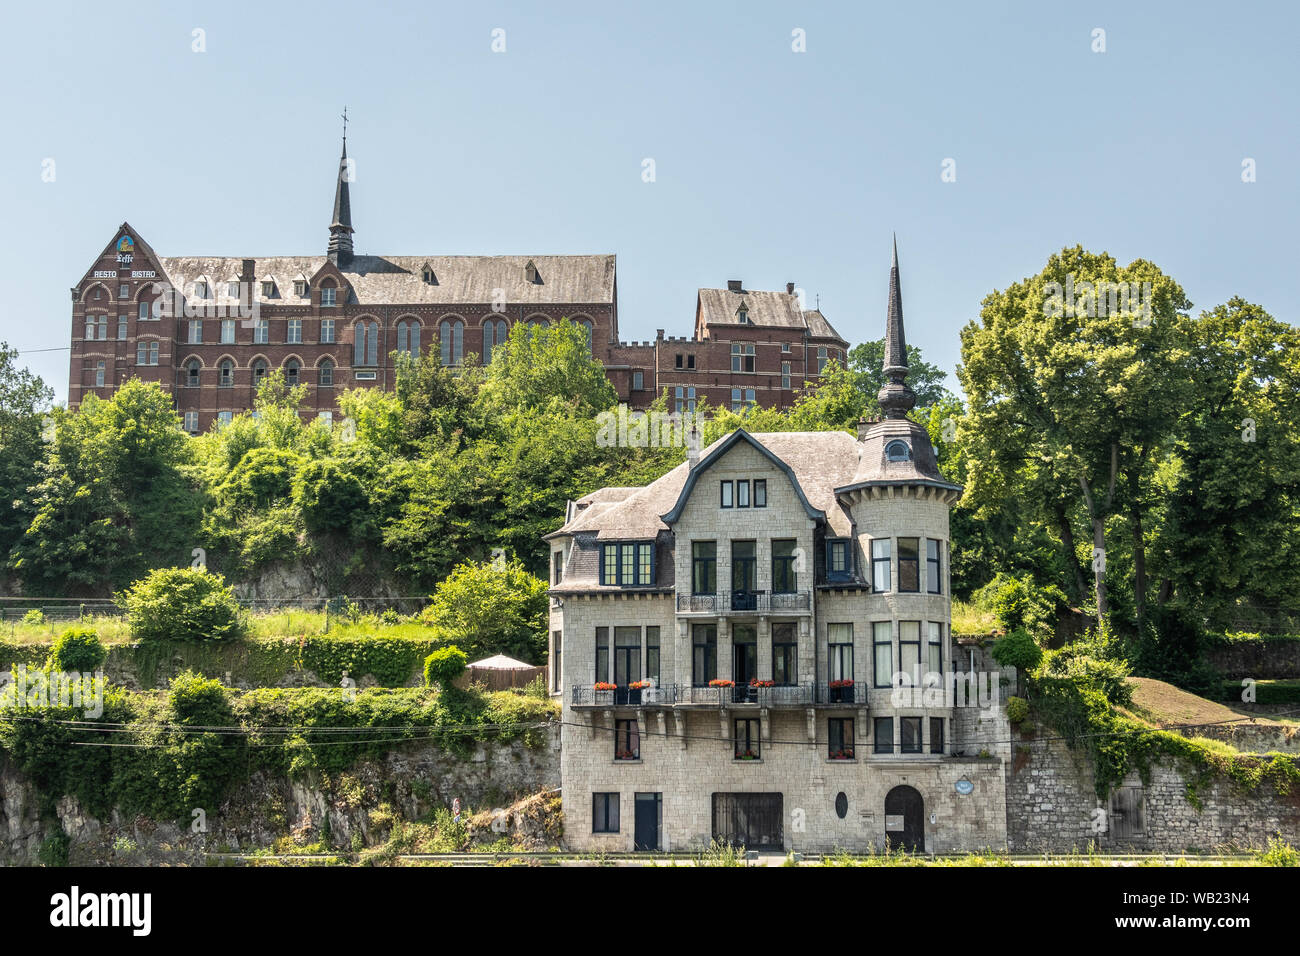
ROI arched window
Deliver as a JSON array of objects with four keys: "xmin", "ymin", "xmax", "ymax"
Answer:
[
  {"xmin": 439, "ymin": 319, "xmax": 464, "ymax": 366},
  {"xmin": 285, "ymin": 359, "xmax": 301, "ymax": 386},
  {"xmin": 253, "ymin": 359, "xmax": 269, "ymax": 384},
  {"xmin": 396, "ymin": 319, "xmax": 421, "ymax": 356},
  {"xmin": 354, "ymin": 320, "xmax": 379, "ymax": 366},
  {"xmin": 219, "ymin": 360, "xmax": 234, "ymax": 387},
  {"xmin": 95, "ymin": 362, "xmax": 105, "ymax": 388},
  {"xmin": 319, "ymin": 359, "xmax": 334, "ymax": 387},
  {"xmin": 185, "ymin": 359, "xmax": 201, "ymax": 387},
  {"xmin": 482, "ymin": 318, "xmax": 508, "ymax": 363},
  {"xmin": 885, "ymin": 440, "xmax": 912, "ymax": 462}
]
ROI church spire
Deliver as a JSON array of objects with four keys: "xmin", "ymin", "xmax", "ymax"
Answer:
[
  {"xmin": 327, "ymin": 109, "xmax": 354, "ymax": 265},
  {"xmin": 878, "ymin": 234, "xmax": 916, "ymax": 419}
]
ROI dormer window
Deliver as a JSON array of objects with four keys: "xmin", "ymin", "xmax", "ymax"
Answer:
[
  {"xmin": 294, "ymin": 279, "xmax": 308, "ymax": 297},
  {"xmin": 885, "ymin": 440, "xmax": 912, "ymax": 462},
  {"xmin": 227, "ymin": 281, "xmax": 240, "ymax": 297},
  {"xmin": 421, "ymin": 265, "xmax": 437, "ymax": 284},
  {"xmin": 827, "ymin": 539, "xmax": 852, "ymax": 582},
  {"xmin": 194, "ymin": 281, "xmax": 208, "ymax": 299},
  {"xmin": 320, "ymin": 286, "xmax": 337, "ymax": 307},
  {"xmin": 599, "ymin": 542, "xmax": 654, "ymax": 586},
  {"xmin": 261, "ymin": 280, "xmax": 276, "ymax": 298},
  {"xmin": 736, "ymin": 300, "xmax": 751, "ymax": 324},
  {"xmin": 524, "ymin": 260, "xmax": 539, "ymax": 284}
]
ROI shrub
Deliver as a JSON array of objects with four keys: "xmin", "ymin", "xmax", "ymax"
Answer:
[
  {"xmin": 975, "ymin": 573, "xmax": 1066, "ymax": 638},
  {"xmin": 1006, "ymin": 696, "xmax": 1029, "ymax": 724},
  {"xmin": 119, "ymin": 567, "xmax": 244, "ymax": 643},
  {"xmin": 1259, "ymin": 837, "xmax": 1299, "ymax": 867},
  {"xmin": 47, "ymin": 626, "xmax": 106, "ymax": 673},
  {"xmin": 991, "ymin": 628, "xmax": 1043, "ymax": 675},
  {"xmin": 424, "ymin": 645, "xmax": 468, "ymax": 689},
  {"xmin": 22, "ymin": 609, "xmax": 46, "ymax": 627},
  {"xmin": 168, "ymin": 670, "xmax": 234, "ymax": 726},
  {"xmin": 1045, "ymin": 651, "xmax": 1134, "ymax": 708}
]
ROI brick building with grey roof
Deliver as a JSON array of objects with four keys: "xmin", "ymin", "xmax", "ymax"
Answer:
[{"xmin": 67, "ymin": 139, "xmax": 848, "ymax": 432}]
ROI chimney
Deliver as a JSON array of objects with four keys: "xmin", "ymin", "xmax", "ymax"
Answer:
[
  {"xmin": 857, "ymin": 416, "xmax": 871, "ymax": 441},
  {"xmin": 241, "ymin": 259, "xmax": 256, "ymax": 281},
  {"xmin": 786, "ymin": 282, "xmax": 795, "ymax": 295},
  {"xmin": 686, "ymin": 422, "xmax": 702, "ymax": 470},
  {"xmin": 656, "ymin": 328, "xmax": 665, "ymax": 340},
  {"xmin": 727, "ymin": 279, "xmax": 743, "ymax": 293}
]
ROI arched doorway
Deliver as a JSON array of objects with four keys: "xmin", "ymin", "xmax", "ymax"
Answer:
[{"xmin": 884, "ymin": 785, "xmax": 924, "ymax": 852}]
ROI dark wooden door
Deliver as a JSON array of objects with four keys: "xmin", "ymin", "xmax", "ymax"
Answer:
[
  {"xmin": 712, "ymin": 792, "xmax": 783, "ymax": 850},
  {"xmin": 634, "ymin": 793, "xmax": 661, "ymax": 851},
  {"xmin": 884, "ymin": 785, "xmax": 924, "ymax": 852}
]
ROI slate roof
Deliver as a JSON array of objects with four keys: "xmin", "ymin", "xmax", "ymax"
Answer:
[
  {"xmin": 697, "ymin": 289, "xmax": 847, "ymax": 343},
  {"xmin": 551, "ymin": 430, "xmax": 861, "ymax": 544},
  {"xmin": 156, "ymin": 255, "xmax": 617, "ymax": 306}
]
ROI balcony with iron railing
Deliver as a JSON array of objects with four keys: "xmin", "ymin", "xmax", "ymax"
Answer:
[
  {"xmin": 675, "ymin": 590, "xmax": 811, "ymax": 615},
  {"xmin": 569, "ymin": 680, "xmax": 867, "ymax": 708}
]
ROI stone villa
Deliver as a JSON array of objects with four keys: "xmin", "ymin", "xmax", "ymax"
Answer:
[{"xmin": 545, "ymin": 245, "xmax": 1014, "ymax": 853}]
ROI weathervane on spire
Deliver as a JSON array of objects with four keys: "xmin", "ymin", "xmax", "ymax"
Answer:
[{"xmin": 341, "ymin": 106, "xmax": 348, "ymax": 145}]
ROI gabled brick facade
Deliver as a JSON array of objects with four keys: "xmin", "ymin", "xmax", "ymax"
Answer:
[{"xmin": 68, "ymin": 144, "xmax": 849, "ymax": 430}]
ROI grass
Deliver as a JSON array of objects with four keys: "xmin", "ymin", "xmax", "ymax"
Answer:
[
  {"xmin": 1126, "ymin": 676, "xmax": 1295, "ymax": 728},
  {"xmin": 951, "ymin": 599, "xmax": 998, "ymax": 637},
  {"xmin": 0, "ymin": 609, "xmax": 433, "ymax": 646}
]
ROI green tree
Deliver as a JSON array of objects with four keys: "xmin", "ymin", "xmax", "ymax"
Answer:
[
  {"xmin": 849, "ymin": 339, "xmax": 951, "ymax": 414},
  {"xmin": 0, "ymin": 344, "xmax": 53, "ymax": 561},
  {"xmin": 420, "ymin": 559, "xmax": 548, "ymax": 663},
  {"xmin": 1152, "ymin": 299, "xmax": 1300, "ymax": 631},
  {"xmin": 959, "ymin": 246, "xmax": 1193, "ymax": 627},
  {"xmin": 479, "ymin": 319, "xmax": 617, "ymax": 415},
  {"xmin": 10, "ymin": 379, "xmax": 199, "ymax": 594}
]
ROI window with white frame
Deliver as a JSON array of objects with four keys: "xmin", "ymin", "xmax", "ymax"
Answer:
[
  {"xmin": 871, "ymin": 539, "xmax": 891, "ymax": 592},
  {"xmin": 287, "ymin": 319, "xmax": 302, "ymax": 344},
  {"xmin": 321, "ymin": 318, "xmax": 335, "ymax": 343},
  {"xmin": 221, "ymin": 319, "xmax": 235, "ymax": 344},
  {"xmin": 188, "ymin": 320, "xmax": 202, "ymax": 344},
  {"xmin": 183, "ymin": 411, "xmax": 199, "ymax": 433}
]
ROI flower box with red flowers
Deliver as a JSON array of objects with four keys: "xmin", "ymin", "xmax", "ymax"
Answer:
[
  {"xmin": 827, "ymin": 679, "xmax": 855, "ymax": 703},
  {"xmin": 629, "ymin": 681, "xmax": 652, "ymax": 690},
  {"xmin": 594, "ymin": 682, "xmax": 617, "ymax": 691},
  {"xmin": 615, "ymin": 750, "xmax": 639, "ymax": 761},
  {"xmin": 749, "ymin": 680, "xmax": 775, "ymax": 688},
  {"xmin": 829, "ymin": 749, "xmax": 855, "ymax": 761},
  {"xmin": 735, "ymin": 750, "xmax": 760, "ymax": 760},
  {"xmin": 708, "ymin": 679, "xmax": 735, "ymax": 687}
]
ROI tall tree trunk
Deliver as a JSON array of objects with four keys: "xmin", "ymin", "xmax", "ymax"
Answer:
[
  {"xmin": 1053, "ymin": 499, "xmax": 1088, "ymax": 606},
  {"xmin": 1078, "ymin": 444, "xmax": 1119, "ymax": 622},
  {"xmin": 1131, "ymin": 501, "xmax": 1146, "ymax": 632}
]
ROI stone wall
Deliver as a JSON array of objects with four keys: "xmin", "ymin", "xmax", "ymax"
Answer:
[
  {"xmin": 1006, "ymin": 730, "xmax": 1300, "ymax": 853},
  {"xmin": 1207, "ymin": 637, "xmax": 1300, "ymax": 680},
  {"xmin": 0, "ymin": 728, "xmax": 560, "ymax": 865}
]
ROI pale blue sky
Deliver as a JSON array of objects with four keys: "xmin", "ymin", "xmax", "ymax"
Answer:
[{"xmin": 4, "ymin": 0, "xmax": 1296, "ymax": 404}]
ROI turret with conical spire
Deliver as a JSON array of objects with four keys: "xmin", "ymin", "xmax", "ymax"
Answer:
[
  {"xmin": 327, "ymin": 133, "xmax": 354, "ymax": 266},
  {"xmin": 877, "ymin": 235, "xmax": 916, "ymax": 420}
]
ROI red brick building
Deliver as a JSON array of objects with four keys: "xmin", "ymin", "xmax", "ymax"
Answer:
[{"xmin": 68, "ymin": 141, "xmax": 848, "ymax": 431}]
